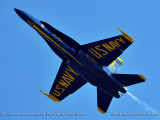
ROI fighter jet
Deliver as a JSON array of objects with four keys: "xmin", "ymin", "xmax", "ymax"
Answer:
[{"xmin": 14, "ymin": 8, "xmax": 146, "ymax": 114}]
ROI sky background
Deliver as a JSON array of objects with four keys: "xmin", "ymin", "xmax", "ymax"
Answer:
[{"xmin": 1, "ymin": 0, "xmax": 160, "ymax": 120}]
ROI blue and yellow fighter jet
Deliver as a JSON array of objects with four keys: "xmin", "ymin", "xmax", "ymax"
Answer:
[{"xmin": 15, "ymin": 8, "xmax": 146, "ymax": 114}]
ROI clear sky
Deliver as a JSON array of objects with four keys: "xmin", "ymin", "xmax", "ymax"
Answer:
[{"xmin": 1, "ymin": 0, "xmax": 160, "ymax": 120}]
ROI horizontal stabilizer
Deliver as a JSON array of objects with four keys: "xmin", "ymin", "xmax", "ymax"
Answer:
[
  {"xmin": 111, "ymin": 74, "xmax": 146, "ymax": 86},
  {"xmin": 97, "ymin": 88, "xmax": 113, "ymax": 114},
  {"xmin": 107, "ymin": 57, "xmax": 123, "ymax": 73}
]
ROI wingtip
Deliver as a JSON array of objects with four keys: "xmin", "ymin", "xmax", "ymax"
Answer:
[
  {"xmin": 117, "ymin": 27, "xmax": 135, "ymax": 43},
  {"xmin": 138, "ymin": 75, "xmax": 146, "ymax": 81},
  {"xmin": 97, "ymin": 107, "xmax": 106, "ymax": 114},
  {"xmin": 40, "ymin": 90, "xmax": 60, "ymax": 103},
  {"xmin": 40, "ymin": 90, "xmax": 49, "ymax": 96}
]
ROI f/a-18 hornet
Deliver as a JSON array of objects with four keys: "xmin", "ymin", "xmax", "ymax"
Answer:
[{"xmin": 15, "ymin": 8, "xmax": 146, "ymax": 114}]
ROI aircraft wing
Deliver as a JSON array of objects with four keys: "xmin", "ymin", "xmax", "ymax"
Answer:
[
  {"xmin": 40, "ymin": 61, "xmax": 87, "ymax": 102},
  {"xmin": 81, "ymin": 28, "xmax": 134, "ymax": 67}
]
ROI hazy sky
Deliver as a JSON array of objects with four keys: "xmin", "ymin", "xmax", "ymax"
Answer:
[{"xmin": 1, "ymin": 0, "xmax": 160, "ymax": 120}]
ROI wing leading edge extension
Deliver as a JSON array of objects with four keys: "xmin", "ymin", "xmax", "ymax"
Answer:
[
  {"xmin": 40, "ymin": 61, "xmax": 87, "ymax": 102},
  {"xmin": 81, "ymin": 28, "xmax": 134, "ymax": 67}
]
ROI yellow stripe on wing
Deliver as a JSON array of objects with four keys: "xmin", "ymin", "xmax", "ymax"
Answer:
[
  {"xmin": 97, "ymin": 107, "xmax": 106, "ymax": 114},
  {"xmin": 138, "ymin": 75, "xmax": 146, "ymax": 81}
]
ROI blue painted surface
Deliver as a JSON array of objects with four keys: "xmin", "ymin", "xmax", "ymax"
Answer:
[{"xmin": 1, "ymin": 0, "xmax": 160, "ymax": 120}]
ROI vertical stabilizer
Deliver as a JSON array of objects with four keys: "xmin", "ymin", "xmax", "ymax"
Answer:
[
  {"xmin": 97, "ymin": 88, "xmax": 113, "ymax": 114},
  {"xmin": 107, "ymin": 57, "xmax": 123, "ymax": 73}
]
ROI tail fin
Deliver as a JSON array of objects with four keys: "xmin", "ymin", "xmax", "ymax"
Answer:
[
  {"xmin": 107, "ymin": 57, "xmax": 123, "ymax": 73},
  {"xmin": 111, "ymin": 74, "xmax": 146, "ymax": 86},
  {"xmin": 97, "ymin": 88, "xmax": 113, "ymax": 114}
]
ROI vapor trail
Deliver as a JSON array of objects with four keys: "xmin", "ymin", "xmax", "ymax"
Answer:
[{"xmin": 127, "ymin": 91, "xmax": 158, "ymax": 113}]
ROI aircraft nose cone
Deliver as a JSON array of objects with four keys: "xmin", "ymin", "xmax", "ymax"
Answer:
[
  {"xmin": 14, "ymin": 8, "xmax": 29, "ymax": 22},
  {"xmin": 14, "ymin": 8, "xmax": 38, "ymax": 26},
  {"xmin": 14, "ymin": 8, "xmax": 21, "ymax": 15},
  {"xmin": 14, "ymin": 8, "xmax": 19, "ymax": 13},
  {"xmin": 14, "ymin": 8, "xmax": 24, "ymax": 17}
]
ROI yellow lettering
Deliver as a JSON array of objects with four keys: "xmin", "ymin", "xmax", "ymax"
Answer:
[
  {"xmin": 95, "ymin": 45, "xmax": 108, "ymax": 56},
  {"xmin": 52, "ymin": 90, "xmax": 61, "ymax": 96},
  {"xmin": 108, "ymin": 41, "xmax": 120, "ymax": 49},
  {"xmin": 58, "ymin": 79, "xmax": 69, "ymax": 88},
  {"xmin": 114, "ymin": 39, "xmax": 121, "ymax": 46},
  {"xmin": 117, "ymin": 37, "xmax": 125, "ymax": 43},
  {"xmin": 66, "ymin": 66, "xmax": 79, "ymax": 76},
  {"xmin": 102, "ymin": 43, "xmax": 114, "ymax": 51},
  {"xmin": 63, "ymin": 71, "xmax": 75, "ymax": 80},
  {"xmin": 110, "ymin": 61, "xmax": 116, "ymax": 66},
  {"xmin": 88, "ymin": 48, "xmax": 102, "ymax": 59},
  {"xmin": 55, "ymin": 84, "xmax": 65, "ymax": 93},
  {"xmin": 62, "ymin": 76, "xmax": 73, "ymax": 85}
]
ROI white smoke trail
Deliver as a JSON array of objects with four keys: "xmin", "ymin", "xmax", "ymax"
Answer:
[{"xmin": 127, "ymin": 91, "xmax": 158, "ymax": 113}]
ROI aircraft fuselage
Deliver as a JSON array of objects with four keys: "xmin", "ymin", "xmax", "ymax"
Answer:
[{"xmin": 15, "ymin": 8, "xmax": 127, "ymax": 98}]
